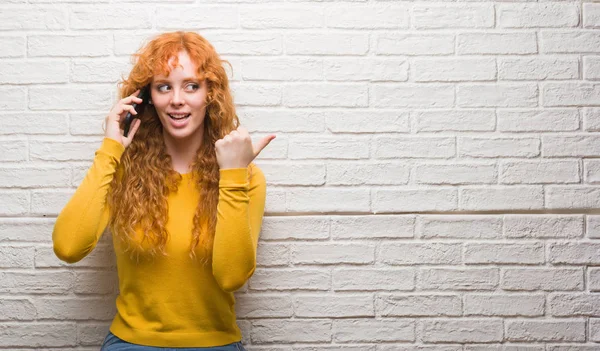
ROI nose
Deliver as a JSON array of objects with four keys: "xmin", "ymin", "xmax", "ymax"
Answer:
[{"xmin": 170, "ymin": 89, "xmax": 184, "ymax": 106}]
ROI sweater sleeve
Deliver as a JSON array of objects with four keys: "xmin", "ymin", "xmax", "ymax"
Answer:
[
  {"xmin": 212, "ymin": 163, "xmax": 267, "ymax": 292},
  {"xmin": 52, "ymin": 137, "xmax": 125, "ymax": 264}
]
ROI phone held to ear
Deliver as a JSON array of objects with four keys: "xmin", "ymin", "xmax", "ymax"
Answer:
[{"xmin": 123, "ymin": 85, "xmax": 150, "ymax": 138}]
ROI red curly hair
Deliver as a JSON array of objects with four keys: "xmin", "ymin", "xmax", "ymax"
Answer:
[{"xmin": 107, "ymin": 31, "xmax": 251, "ymax": 266}]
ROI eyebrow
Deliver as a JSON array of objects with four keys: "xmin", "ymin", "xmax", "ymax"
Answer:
[{"xmin": 153, "ymin": 77, "xmax": 201, "ymax": 83}]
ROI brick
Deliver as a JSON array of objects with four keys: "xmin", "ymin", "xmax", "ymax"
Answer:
[
  {"xmin": 543, "ymin": 135, "xmax": 600, "ymax": 156},
  {"xmin": 285, "ymin": 33, "xmax": 368, "ymax": 55},
  {"xmin": 231, "ymin": 83, "xmax": 282, "ymax": 106},
  {"xmin": 0, "ymin": 166, "xmax": 70, "ymax": 188},
  {"xmin": 422, "ymin": 319, "xmax": 503, "ymax": 342},
  {"xmin": 156, "ymin": 6, "xmax": 237, "ymax": 29},
  {"xmin": 549, "ymin": 293, "xmax": 600, "ymax": 316},
  {"xmin": 499, "ymin": 57, "xmax": 579, "ymax": 80},
  {"xmin": 419, "ymin": 215, "xmax": 503, "ymax": 240},
  {"xmin": 502, "ymin": 268, "xmax": 583, "ymax": 291},
  {"xmin": 324, "ymin": 58, "xmax": 409, "ymax": 82},
  {"xmin": 249, "ymin": 268, "xmax": 330, "ymax": 291},
  {"xmin": 0, "ymin": 36, "xmax": 25, "ymax": 58},
  {"xmin": 28, "ymin": 35, "xmax": 111, "ymax": 57},
  {"xmin": 544, "ymin": 83, "xmax": 600, "ymax": 106},
  {"xmin": 241, "ymin": 5, "xmax": 322, "ymax": 28},
  {"xmin": 333, "ymin": 268, "xmax": 414, "ymax": 291},
  {"xmin": 257, "ymin": 162, "xmax": 327, "ymax": 185},
  {"xmin": 0, "ymin": 86, "xmax": 26, "ymax": 110},
  {"xmin": 242, "ymin": 58, "xmax": 323, "ymax": 81},
  {"xmin": 325, "ymin": 110, "xmax": 409, "ymax": 132},
  {"xmin": 252, "ymin": 319, "xmax": 331, "ymax": 343},
  {"xmin": 376, "ymin": 294, "xmax": 461, "ymax": 317},
  {"xmin": 33, "ymin": 297, "xmax": 115, "ymax": 320},
  {"xmin": 29, "ymin": 86, "xmax": 112, "ymax": 110},
  {"xmin": 497, "ymin": 109, "xmax": 579, "ymax": 132},
  {"xmin": 260, "ymin": 216, "xmax": 329, "ymax": 241},
  {"xmin": 412, "ymin": 58, "xmax": 496, "ymax": 82},
  {"xmin": 0, "ymin": 271, "xmax": 74, "ymax": 294},
  {"xmin": 325, "ymin": 4, "xmax": 409, "ymax": 29},
  {"xmin": 0, "ymin": 323, "xmax": 76, "ymax": 347},
  {"xmin": 460, "ymin": 186, "xmax": 544, "ymax": 211},
  {"xmin": 457, "ymin": 84, "xmax": 538, "ymax": 107},
  {"xmin": 0, "ymin": 139, "xmax": 27, "ymax": 162},
  {"xmin": 541, "ymin": 31, "xmax": 600, "ymax": 53},
  {"xmin": 292, "ymin": 243, "xmax": 374, "ymax": 265},
  {"xmin": 506, "ymin": 319, "xmax": 585, "ymax": 342},
  {"xmin": 497, "ymin": 4, "xmax": 579, "ymax": 28},
  {"xmin": 415, "ymin": 162, "xmax": 497, "ymax": 185},
  {"xmin": 373, "ymin": 136, "xmax": 455, "ymax": 158},
  {"xmin": 464, "ymin": 294, "xmax": 544, "ymax": 316},
  {"xmin": 419, "ymin": 268, "xmax": 499, "ymax": 291},
  {"xmin": 376, "ymin": 33, "xmax": 454, "ymax": 55},
  {"xmin": 549, "ymin": 242, "xmax": 600, "ymax": 264},
  {"xmin": 372, "ymin": 84, "xmax": 454, "ymax": 108},
  {"xmin": 373, "ymin": 188, "xmax": 458, "ymax": 212},
  {"xmin": 500, "ymin": 160, "xmax": 580, "ymax": 184},
  {"xmin": 380, "ymin": 243, "xmax": 461, "ymax": 265},
  {"xmin": 546, "ymin": 186, "xmax": 600, "ymax": 209},
  {"xmin": 330, "ymin": 215, "xmax": 415, "ymax": 240},
  {"xmin": 413, "ymin": 4, "xmax": 493, "ymax": 29},
  {"xmin": 200, "ymin": 33, "xmax": 281, "ymax": 56},
  {"xmin": 240, "ymin": 108, "xmax": 324, "ymax": 132},
  {"xmin": 587, "ymin": 215, "xmax": 600, "ymax": 238},
  {"xmin": 505, "ymin": 215, "xmax": 583, "ymax": 239},
  {"xmin": 70, "ymin": 6, "xmax": 151, "ymax": 29},
  {"xmin": 458, "ymin": 33, "xmax": 537, "ymax": 55},
  {"xmin": 0, "ymin": 246, "xmax": 34, "ymax": 268},
  {"xmin": 234, "ymin": 294, "xmax": 292, "ymax": 318},
  {"xmin": 584, "ymin": 56, "xmax": 600, "ymax": 80},
  {"xmin": 0, "ymin": 113, "xmax": 68, "ymax": 134},
  {"xmin": 294, "ymin": 294, "xmax": 374, "ymax": 317},
  {"xmin": 287, "ymin": 188, "xmax": 370, "ymax": 212},
  {"xmin": 0, "ymin": 7, "xmax": 66, "ymax": 30},
  {"xmin": 289, "ymin": 137, "xmax": 369, "ymax": 159},
  {"xmin": 333, "ymin": 319, "xmax": 414, "ymax": 342},
  {"xmin": 284, "ymin": 83, "xmax": 368, "ymax": 107},
  {"xmin": 584, "ymin": 3, "xmax": 600, "ymax": 28},
  {"xmin": 256, "ymin": 242, "xmax": 289, "ymax": 267},
  {"xmin": 327, "ymin": 162, "xmax": 410, "ymax": 185},
  {"xmin": 0, "ymin": 298, "xmax": 36, "ymax": 321},
  {"xmin": 464, "ymin": 242, "xmax": 544, "ymax": 265},
  {"xmin": 460, "ymin": 137, "xmax": 540, "ymax": 157},
  {"xmin": 414, "ymin": 110, "xmax": 495, "ymax": 132}
]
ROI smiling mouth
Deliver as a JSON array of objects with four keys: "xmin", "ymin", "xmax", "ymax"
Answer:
[{"xmin": 168, "ymin": 113, "xmax": 191, "ymax": 120}]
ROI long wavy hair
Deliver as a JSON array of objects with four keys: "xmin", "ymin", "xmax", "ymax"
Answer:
[{"xmin": 107, "ymin": 31, "xmax": 251, "ymax": 266}]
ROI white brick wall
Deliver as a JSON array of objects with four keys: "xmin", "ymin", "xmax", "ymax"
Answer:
[{"xmin": 1, "ymin": 0, "xmax": 600, "ymax": 349}]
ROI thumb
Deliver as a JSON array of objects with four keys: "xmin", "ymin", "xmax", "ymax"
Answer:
[{"xmin": 252, "ymin": 134, "xmax": 276, "ymax": 158}]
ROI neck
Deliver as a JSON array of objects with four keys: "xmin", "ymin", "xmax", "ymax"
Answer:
[{"xmin": 162, "ymin": 128, "xmax": 204, "ymax": 174}]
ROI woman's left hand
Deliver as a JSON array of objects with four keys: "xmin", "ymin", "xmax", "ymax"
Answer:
[{"xmin": 215, "ymin": 126, "xmax": 276, "ymax": 169}]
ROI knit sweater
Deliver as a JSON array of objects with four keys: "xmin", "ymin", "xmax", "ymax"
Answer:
[{"xmin": 52, "ymin": 137, "xmax": 266, "ymax": 347}]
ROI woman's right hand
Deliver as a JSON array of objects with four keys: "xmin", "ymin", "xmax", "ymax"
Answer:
[{"xmin": 105, "ymin": 89, "xmax": 143, "ymax": 148}]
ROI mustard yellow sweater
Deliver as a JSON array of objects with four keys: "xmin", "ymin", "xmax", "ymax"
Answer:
[{"xmin": 52, "ymin": 137, "xmax": 266, "ymax": 347}]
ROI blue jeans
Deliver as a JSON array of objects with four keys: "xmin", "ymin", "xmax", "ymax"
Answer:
[{"xmin": 100, "ymin": 331, "xmax": 247, "ymax": 351}]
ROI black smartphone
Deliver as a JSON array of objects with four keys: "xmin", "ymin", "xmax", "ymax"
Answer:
[{"xmin": 123, "ymin": 85, "xmax": 151, "ymax": 137}]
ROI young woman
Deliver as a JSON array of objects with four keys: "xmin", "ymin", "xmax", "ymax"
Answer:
[{"xmin": 52, "ymin": 31, "xmax": 275, "ymax": 351}]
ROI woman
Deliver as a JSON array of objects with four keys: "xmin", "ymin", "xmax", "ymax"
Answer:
[{"xmin": 52, "ymin": 31, "xmax": 275, "ymax": 350}]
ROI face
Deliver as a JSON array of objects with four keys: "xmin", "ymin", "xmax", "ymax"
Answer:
[{"xmin": 150, "ymin": 51, "xmax": 208, "ymax": 143}]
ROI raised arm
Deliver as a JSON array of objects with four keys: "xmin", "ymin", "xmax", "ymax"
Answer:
[
  {"xmin": 52, "ymin": 138, "xmax": 125, "ymax": 263},
  {"xmin": 212, "ymin": 164, "xmax": 267, "ymax": 292}
]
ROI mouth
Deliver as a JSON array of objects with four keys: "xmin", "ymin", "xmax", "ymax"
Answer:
[{"xmin": 168, "ymin": 113, "xmax": 191, "ymax": 121}]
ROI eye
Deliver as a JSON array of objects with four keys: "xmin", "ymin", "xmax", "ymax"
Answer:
[
  {"xmin": 185, "ymin": 83, "xmax": 200, "ymax": 91},
  {"xmin": 156, "ymin": 84, "xmax": 170, "ymax": 93}
]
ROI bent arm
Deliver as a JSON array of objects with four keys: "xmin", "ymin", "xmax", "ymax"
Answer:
[
  {"xmin": 52, "ymin": 138, "xmax": 124, "ymax": 263},
  {"xmin": 212, "ymin": 164, "xmax": 266, "ymax": 292}
]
